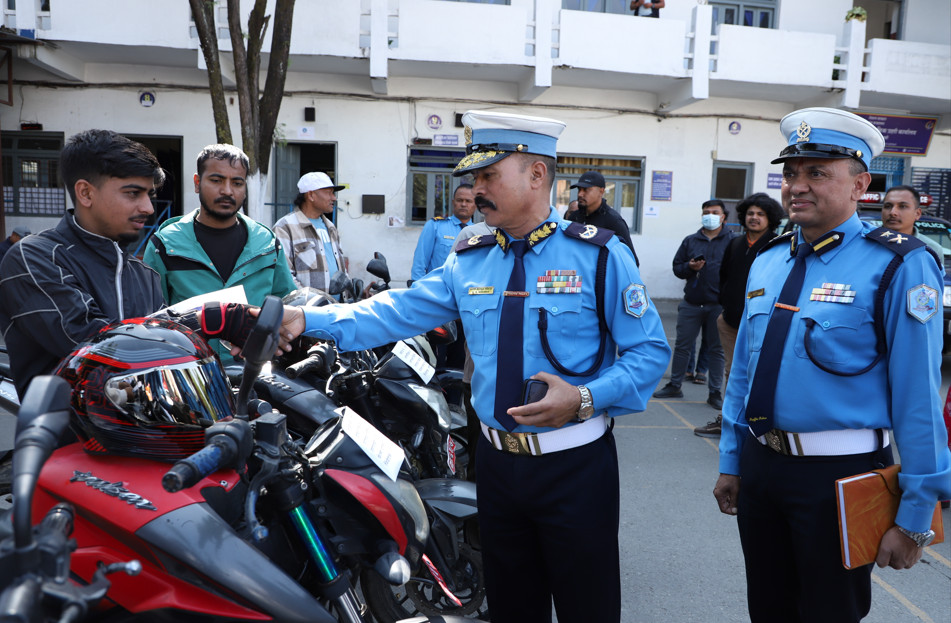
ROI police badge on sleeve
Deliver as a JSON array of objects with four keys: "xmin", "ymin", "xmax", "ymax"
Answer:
[
  {"xmin": 906, "ymin": 284, "xmax": 938, "ymax": 323},
  {"xmin": 623, "ymin": 284, "xmax": 648, "ymax": 318}
]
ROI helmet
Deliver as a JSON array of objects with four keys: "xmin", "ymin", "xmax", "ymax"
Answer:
[{"xmin": 55, "ymin": 317, "xmax": 235, "ymax": 461}]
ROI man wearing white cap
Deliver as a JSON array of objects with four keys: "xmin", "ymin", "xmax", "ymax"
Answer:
[
  {"xmin": 276, "ymin": 109, "xmax": 670, "ymax": 622},
  {"xmin": 0, "ymin": 225, "xmax": 31, "ymax": 264},
  {"xmin": 273, "ymin": 171, "xmax": 348, "ymax": 290},
  {"xmin": 713, "ymin": 108, "xmax": 950, "ymax": 622}
]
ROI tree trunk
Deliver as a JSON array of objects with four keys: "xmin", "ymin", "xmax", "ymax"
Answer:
[
  {"xmin": 193, "ymin": 0, "xmax": 295, "ymax": 224},
  {"xmin": 189, "ymin": 0, "xmax": 232, "ymax": 145}
]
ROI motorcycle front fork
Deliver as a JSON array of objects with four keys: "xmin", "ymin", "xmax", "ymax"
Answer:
[{"xmin": 288, "ymin": 505, "xmax": 369, "ymax": 623}]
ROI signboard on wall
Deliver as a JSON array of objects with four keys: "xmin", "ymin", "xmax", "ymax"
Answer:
[
  {"xmin": 651, "ymin": 171, "xmax": 673, "ymax": 201},
  {"xmin": 855, "ymin": 113, "xmax": 938, "ymax": 156}
]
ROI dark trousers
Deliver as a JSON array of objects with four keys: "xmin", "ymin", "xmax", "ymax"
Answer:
[
  {"xmin": 476, "ymin": 431, "xmax": 621, "ymax": 623},
  {"xmin": 737, "ymin": 438, "xmax": 892, "ymax": 623}
]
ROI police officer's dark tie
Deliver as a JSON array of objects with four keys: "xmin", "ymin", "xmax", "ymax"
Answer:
[
  {"xmin": 746, "ymin": 240, "xmax": 813, "ymax": 437},
  {"xmin": 494, "ymin": 239, "xmax": 527, "ymax": 431}
]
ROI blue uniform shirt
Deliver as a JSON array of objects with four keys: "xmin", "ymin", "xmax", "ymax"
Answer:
[
  {"xmin": 305, "ymin": 208, "xmax": 670, "ymax": 433},
  {"xmin": 720, "ymin": 212, "xmax": 951, "ymax": 532},
  {"xmin": 411, "ymin": 215, "xmax": 468, "ymax": 281}
]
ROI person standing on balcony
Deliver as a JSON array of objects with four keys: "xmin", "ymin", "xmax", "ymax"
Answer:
[
  {"xmin": 713, "ymin": 108, "xmax": 950, "ymax": 623},
  {"xmin": 273, "ymin": 171, "xmax": 349, "ymax": 291},
  {"xmin": 630, "ymin": 0, "xmax": 665, "ymax": 18},
  {"xmin": 653, "ymin": 199, "xmax": 733, "ymax": 409},
  {"xmin": 143, "ymin": 143, "xmax": 296, "ymax": 360},
  {"xmin": 693, "ymin": 192, "xmax": 783, "ymax": 438}
]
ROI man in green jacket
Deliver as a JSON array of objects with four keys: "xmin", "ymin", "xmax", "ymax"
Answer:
[{"xmin": 143, "ymin": 143, "xmax": 295, "ymax": 360}]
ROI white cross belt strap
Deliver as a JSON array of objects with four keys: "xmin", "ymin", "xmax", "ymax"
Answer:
[
  {"xmin": 482, "ymin": 414, "xmax": 608, "ymax": 456},
  {"xmin": 755, "ymin": 427, "xmax": 889, "ymax": 457}
]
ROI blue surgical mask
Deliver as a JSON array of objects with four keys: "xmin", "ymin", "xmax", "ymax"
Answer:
[{"xmin": 701, "ymin": 213, "xmax": 721, "ymax": 230}]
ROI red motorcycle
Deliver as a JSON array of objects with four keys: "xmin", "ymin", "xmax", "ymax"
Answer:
[{"xmin": 26, "ymin": 296, "xmax": 480, "ymax": 623}]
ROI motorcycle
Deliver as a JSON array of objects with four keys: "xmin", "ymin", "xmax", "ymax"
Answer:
[
  {"xmin": 26, "ymin": 296, "xmax": 482, "ymax": 623},
  {"xmin": 0, "ymin": 375, "xmax": 141, "ymax": 622},
  {"xmin": 253, "ymin": 332, "xmax": 488, "ymax": 621}
]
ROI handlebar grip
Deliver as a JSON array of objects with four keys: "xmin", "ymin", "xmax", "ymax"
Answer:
[
  {"xmin": 162, "ymin": 443, "xmax": 225, "ymax": 493},
  {"xmin": 285, "ymin": 354, "xmax": 324, "ymax": 379},
  {"xmin": 37, "ymin": 504, "xmax": 73, "ymax": 540}
]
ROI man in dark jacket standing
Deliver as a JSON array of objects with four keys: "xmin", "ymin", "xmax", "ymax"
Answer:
[
  {"xmin": 567, "ymin": 171, "xmax": 639, "ymax": 265},
  {"xmin": 0, "ymin": 130, "xmax": 167, "ymax": 399},
  {"xmin": 694, "ymin": 193, "xmax": 783, "ymax": 437},
  {"xmin": 654, "ymin": 199, "xmax": 734, "ymax": 408}
]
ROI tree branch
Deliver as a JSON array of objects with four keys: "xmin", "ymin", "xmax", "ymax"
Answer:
[{"xmin": 257, "ymin": 0, "xmax": 295, "ymax": 175}]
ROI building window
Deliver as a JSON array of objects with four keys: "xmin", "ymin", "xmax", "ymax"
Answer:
[
  {"xmin": 562, "ymin": 0, "xmax": 631, "ymax": 16},
  {"xmin": 555, "ymin": 155, "xmax": 644, "ymax": 233},
  {"xmin": 912, "ymin": 167, "xmax": 951, "ymax": 221},
  {"xmin": 407, "ymin": 146, "xmax": 467, "ymax": 225},
  {"xmin": 710, "ymin": 1, "xmax": 775, "ymax": 29},
  {"xmin": 2, "ymin": 132, "xmax": 65, "ymax": 216},
  {"xmin": 711, "ymin": 161, "xmax": 753, "ymax": 223}
]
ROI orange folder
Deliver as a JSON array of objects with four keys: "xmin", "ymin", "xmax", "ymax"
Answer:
[{"xmin": 836, "ymin": 464, "xmax": 945, "ymax": 569}]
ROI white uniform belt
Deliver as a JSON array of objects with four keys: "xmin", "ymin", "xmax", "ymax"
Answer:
[
  {"xmin": 481, "ymin": 414, "xmax": 608, "ymax": 456},
  {"xmin": 754, "ymin": 427, "xmax": 889, "ymax": 457}
]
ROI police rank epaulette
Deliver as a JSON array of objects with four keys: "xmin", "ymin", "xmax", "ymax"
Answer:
[
  {"xmin": 563, "ymin": 222, "xmax": 613, "ymax": 247},
  {"xmin": 864, "ymin": 227, "xmax": 928, "ymax": 258},
  {"xmin": 454, "ymin": 234, "xmax": 496, "ymax": 253},
  {"xmin": 759, "ymin": 230, "xmax": 795, "ymax": 253}
]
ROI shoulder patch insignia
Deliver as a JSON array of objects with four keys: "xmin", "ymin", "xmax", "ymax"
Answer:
[
  {"xmin": 564, "ymin": 221, "xmax": 613, "ymax": 247},
  {"xmin": 906, "ymin": 284, "xmax": 938, "ymax": 323},
  {"xmin": 454, "ymin": 234, "xmax": 496, "ymax": 253},
  {"xmin": 623, "ymin": 283, "xmax": 649, "ymax": 318}
]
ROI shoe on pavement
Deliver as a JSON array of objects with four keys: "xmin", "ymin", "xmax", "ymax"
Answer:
[
  {"xmin": 653, "ymin": 383, "xmax": 683, "ymax": 399},
  {"xmin": 692, "ymin": 373, "xmax": 707, "ymax": 385},
  {"xmin": 707, "ymin": 391, "xmax": 723, "ymax": 409},
  {"xmin": 684, "ymin": 372, "xmax": 695, "ymax": 382},
  {"xmin": 694, "ymin": 414, "xmax": 722, "ymax": 437}
]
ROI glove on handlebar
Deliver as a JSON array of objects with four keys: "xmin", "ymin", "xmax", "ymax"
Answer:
[{"xmin": 199, "ymin": 302, "xmax": 256, "ymax": 348}]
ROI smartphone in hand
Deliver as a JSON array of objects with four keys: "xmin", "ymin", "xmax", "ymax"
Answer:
[{"xmin": 521, "ymin": 379, "xmax": 549, "ymax": 405}]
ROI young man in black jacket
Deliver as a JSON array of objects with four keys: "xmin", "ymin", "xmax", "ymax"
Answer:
[
  {"xmin": 694, "ymin": 193, "xmax": 784, "ymax": 437},
  {"xmin": 653, "ymin": 199, "xmax": 734, "ymax": 408}
]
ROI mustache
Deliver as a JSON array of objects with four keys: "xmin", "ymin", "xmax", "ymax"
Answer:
[{"xmin": 475, "ymin": 196, "xmax": 497, "ymax": 212}]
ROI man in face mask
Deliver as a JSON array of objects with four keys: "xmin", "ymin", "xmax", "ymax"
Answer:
[{"xmin": 653, "ymin": 199, "xmax": 735, "ymax": 410}]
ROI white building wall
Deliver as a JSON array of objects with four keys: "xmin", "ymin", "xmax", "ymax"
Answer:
[{"xmin": 902, "ymin": 0, "xmax": 951, "ymax": 46}]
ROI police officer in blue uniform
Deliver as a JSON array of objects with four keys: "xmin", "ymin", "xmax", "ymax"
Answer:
[
  {"xmin": 279, "ymin": 110, "xmax": 670, "ymax": 623},
  {"xmin": 713, "ymin": 108, "xmax": 951, "ymax": 623},
  {"xmin": 410, "ymin": 183, "xmax": 476, "ymax": 283}
]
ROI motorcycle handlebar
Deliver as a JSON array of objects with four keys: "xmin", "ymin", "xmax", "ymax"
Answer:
[
  {"xmin": 162, "ymin": 443, "xmax": 225, "ymax": 493},
  {"xmin": 285, "ymin": 353, "xmax": 325, "ymax": 379},
  {"xmin": 162, "ymin": 419, "xmax": 253, "ymax": 493}
]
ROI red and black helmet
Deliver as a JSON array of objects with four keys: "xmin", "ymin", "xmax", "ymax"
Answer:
[{"xmin": 54, "ymin": 317, "xmax": 235, "ymax": 461}]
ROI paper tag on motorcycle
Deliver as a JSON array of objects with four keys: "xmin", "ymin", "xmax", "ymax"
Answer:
[{"xmin": 339, "ymin": 406, "xmax": 404, "ymax": 481}]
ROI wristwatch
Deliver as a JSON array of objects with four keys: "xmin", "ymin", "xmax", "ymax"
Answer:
[
  {"xmin": 576, "ymin": 385, "xmax": 595, "ymax": 421},
  {"xmin": 896, "ymin": 526, "xmax": 936, "ymax": 548}
]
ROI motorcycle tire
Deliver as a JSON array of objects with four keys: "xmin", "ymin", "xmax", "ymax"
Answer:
[{"xmin": 361, "ymin": 543, "xmax": 489, "ymax": 622}]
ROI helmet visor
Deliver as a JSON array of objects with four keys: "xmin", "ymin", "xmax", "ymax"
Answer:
[{"xmin": 104, "ymin": 357, "xmax": 234, "ymax": 427}]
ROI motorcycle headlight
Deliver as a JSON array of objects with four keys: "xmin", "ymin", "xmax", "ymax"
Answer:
[
  {"xmin": 944, "ymin": 285, "xmax": 951, "ymax": 307},
  {"xmin": 408, "ymin": 383, "xmax": 452, "ymax": 431},
  {"xmin": 369, "ymin": 471, "xmax": 429, "ymax": 557}
]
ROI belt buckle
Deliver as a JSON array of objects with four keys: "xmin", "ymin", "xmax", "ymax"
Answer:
[
  {"xmin": 763, "ymin": 429, "xmax": 791, "ymax": 455},
  {"xmin": 497, "ymin": 431, "xmax": 536, "ymax": 456}
]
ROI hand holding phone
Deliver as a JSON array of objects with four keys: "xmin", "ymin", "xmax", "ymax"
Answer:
[{"xmin": 521, "ymin": 379, "xmax": 549, "ymax": 405}]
